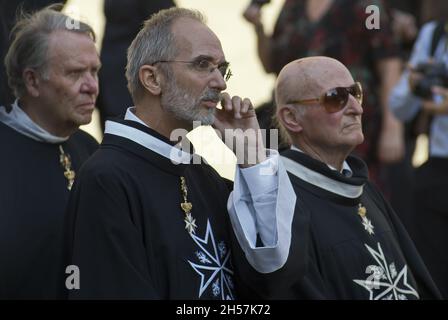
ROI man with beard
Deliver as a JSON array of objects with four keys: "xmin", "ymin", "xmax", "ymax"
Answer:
[
  {"xmin": 63, "ymin": 7, "xmax": 295, "ymax": 299},
  {"xmin": 0, "ymin": 5, "xmax": 99, "ymax": 298}
]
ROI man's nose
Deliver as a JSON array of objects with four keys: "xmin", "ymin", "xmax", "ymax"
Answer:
[
  {"xmin": 345, "ymin": 95, "xmax": 363, "ymax": 115},
  {"xmin": 81, "ymin": 72, "xmax": 99, "ymax": 95},
  {"xmin": 209, "ymin": 68, "xmax": 227, "ymax": 91}
]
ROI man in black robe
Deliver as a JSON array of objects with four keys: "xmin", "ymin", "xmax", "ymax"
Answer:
[
  {"xmin": 231, "ymin": 56, "xmax": 441, "ymax": 299},
  {"xmin": 0, "ymin": 6, "xmax": 100, "ymax": 299},
  {"xmin": 64, "ymin": 8, "xmax": 294, "ymax": 299}
]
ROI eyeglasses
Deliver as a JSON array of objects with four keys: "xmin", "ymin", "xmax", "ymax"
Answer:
[
  {"xmin": 288, "ymin": 82, "xmax": 363, "ymax": 113},
  {"xmin": 153, "ymin": 57, "xmax": 233, "ymax": 81}
]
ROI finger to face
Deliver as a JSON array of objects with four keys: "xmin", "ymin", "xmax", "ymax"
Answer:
[
  {"xmin": 232, "ymin": 95, "xmax": 242, "ymax": 118},
  {"xmin": 220, "ymin": 92, "xmax": 232, "ymax": 111},
  {"xmin": 241, "ymin": 98, "xmax": 253, "ymax": 114}
]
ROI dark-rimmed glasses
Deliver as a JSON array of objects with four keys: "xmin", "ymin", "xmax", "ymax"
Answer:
[{"xmin": 288, "ymin": 82, "xmax": 363, "ymax": 113}]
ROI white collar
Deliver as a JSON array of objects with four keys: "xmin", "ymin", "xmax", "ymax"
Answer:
[
  {"xmin": 281, "ymin": 155, "xmax": 363, "ymax": 198},
  {"xmin": 291, "ymin": 145, "xmax": 352, "ymax": 176},
  {"xmin": 0, "ymin": 99, "xmax": 69, "ymax": 144},
  {"xmin": 125, "ymin": 106, "xmax": 149, "ymax": 128},
  {"xmin": 104, "ymin": 107, "xmax": 192, "ymax": 164}
]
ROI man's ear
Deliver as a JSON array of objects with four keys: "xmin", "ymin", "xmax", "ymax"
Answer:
[
  {"xmin": 277, "ymin": 106, "xmax": 303, "ymax": 133},
  {"xmin": 139, "ymin": 65, "xmax": 162, "ymax": 95},
  {"xmin": 23, "ymin": 68, "xmax": 41, "ymax": 97}
]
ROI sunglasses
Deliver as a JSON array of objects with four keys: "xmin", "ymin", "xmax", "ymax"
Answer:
[{"xmin": 288, "ymin": 82, "xmax": 363, "ymax": 113}]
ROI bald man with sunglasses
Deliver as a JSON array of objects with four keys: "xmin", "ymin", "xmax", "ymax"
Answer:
[{"xmin": 232, "ymin": 57, "xmax": 441, "ymax": 300}]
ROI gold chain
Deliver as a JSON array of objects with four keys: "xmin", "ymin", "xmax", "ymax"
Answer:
[
  {"xmin": 180, "ymin": 176, "xmax": 197, "ymax": 234},
  {"xmin": 59, "ymin": 145, "xmax": 75, "ymax": 190}
]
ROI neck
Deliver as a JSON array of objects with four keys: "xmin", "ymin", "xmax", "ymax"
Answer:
[
  {"xmin": 19, "ymin": 97, "xmax": 75, "ymax": 137},
  {"xmin": 294, "ymin": 140, "xmax": 350, "ymax": 172},
  {"xmin": 134, "ymin": 99, "xmax": 191, "ymax": 142}
]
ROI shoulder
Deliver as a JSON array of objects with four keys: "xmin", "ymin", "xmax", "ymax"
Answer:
[
  {"xmin": 78, "ymin": 145, "xmax": 127, "ymax": 179},
  {"xmin": 420, "ymin": 21, "xmax": 439, "ymax": 34},
  {"xmin": 65, "ymin": 130, "xmax": 100, "ymax": 165},
  {"xmin": 363, "ymin": 181, "xmax": 389, "ymax": 208},
  {"xmin": 0, "ymin": 120, "xmax": 14, "ymax": 139},
  {"xmin": 415, "ymin": 21, "xmax": 439, "ymax": 45},
  {"xmin": 70, "ymin": 129, "xmax": 99, "ymax": 149}
]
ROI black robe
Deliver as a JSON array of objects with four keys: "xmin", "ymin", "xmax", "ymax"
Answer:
[
  {"xmin": 0, "ymin": 121, "xmax": 98, "ymax": 299},
  {"xmin": 232, "ymin": 149, "xmax": 441, "ymax": 300},
  {"xmin": 64, "ymin": 120, "xmax": 236, "ymax": 299}
]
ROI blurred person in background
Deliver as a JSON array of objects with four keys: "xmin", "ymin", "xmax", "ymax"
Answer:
[
  {"xmin": 96, "ymin": 0, "xmax": 175, "ymax": 130},
  {"xmin": 389, "ymin": 2, "xmax": 448, "ymax": 298}
]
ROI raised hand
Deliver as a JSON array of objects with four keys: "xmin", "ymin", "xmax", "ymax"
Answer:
[{"xmin": 213, "ymin": 93, "xmax": 266, "ymax": 167}]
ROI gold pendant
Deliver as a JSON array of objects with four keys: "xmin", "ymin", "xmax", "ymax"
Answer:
[
  {"xmin": 59, "ymin": 146, "xmax": 75, "ymax": 190},
  {"xmin": 180, "ymin": 176, "xmax": 197, "ymax": 234},
  {"xmin": 64, "ymin": 170, "xmax": 75, "ymax": 190},
  {"xmin": 358, "ymin": 204, "xmax": 374, "ymax": 235},
  {"xmin": 181, "ymin": 202, "xmax": 193, "ymax": 214}
]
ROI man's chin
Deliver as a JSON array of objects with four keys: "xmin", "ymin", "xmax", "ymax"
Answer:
[
  {"xmin": 190, "ymin": 110, "xmax": 215, "ymax": 126},
  {"xmin": 75, "ymin": 114, "xmax": 93, "ymax": 127},
  {"xmin": 342, "ymin": 133, "xmax": 364, "ymax": 150},
  {"xmin": 194, "ymin": 116, "xmax": 214, "ymax": 126},
  {"xmin": 353, "ymin": 133, "xmax": 364, "ymax": 146}
]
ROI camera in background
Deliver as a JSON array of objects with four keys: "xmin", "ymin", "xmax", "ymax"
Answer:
[{"xmin": 413, "ymin": 62, "xmax": 448, "ymax": 99}]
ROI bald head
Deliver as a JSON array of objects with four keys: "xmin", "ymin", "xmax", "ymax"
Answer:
[
  {"xmin": 275, "ymin": 57, "xmax": 353, "ymax": 107},
  {"xmin": 274, "ymin": 56, "xmax": 364, "ymax": 165}
]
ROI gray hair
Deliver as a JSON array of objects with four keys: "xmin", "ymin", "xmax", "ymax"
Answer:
[
  {"xmin": 126, "ymin": 7, "xmax": 205, "ymax": 101},
  {"xmin": 4, "ymin": 4, "xmax": 95, "ymax": 98}
]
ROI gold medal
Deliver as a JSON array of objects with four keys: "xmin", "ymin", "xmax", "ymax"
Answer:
[
  {"xmin": 59, "ymin": 145, "xmax": 75, "ymax": 190},
  {"xmin": 180, "ymin": 176, "xmax": 197, "ymax": 234},
  {"xmin": 358, "ymin": 203, "xmax": 374, "ymax": 235}
]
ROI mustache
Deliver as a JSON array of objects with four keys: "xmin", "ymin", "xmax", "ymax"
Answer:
[{"xmin": 200, "ymin": 90, "xmax": 221, "ymax": 103}]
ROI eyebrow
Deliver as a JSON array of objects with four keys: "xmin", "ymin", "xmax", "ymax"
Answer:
[{"xmin": 193, "ymin": 55, "xmax": 229, "ymax": 66}]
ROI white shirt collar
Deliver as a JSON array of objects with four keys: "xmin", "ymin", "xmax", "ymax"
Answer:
[
  {"xmin": 125, "ymin": 106, "xmax": 149, "ymax": 128},
  {"xmin": 0, "ymin": 99, "xmax": 69, "ymax": 144},
  {"xmin": 291, "ymin": 145, "xmax": 352, "ymax": 176},
  {"xmin": 104, "ymin": 107, "xmax": 192, "ymax": 164}
]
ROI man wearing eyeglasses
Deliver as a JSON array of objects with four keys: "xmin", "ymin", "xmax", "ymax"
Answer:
[
  {"xmin": 63, "ymin": 7, "xmax": 295, "ymax": 299},
  {"xmin": 231, "ymin": 56, "xmax": 441, "ymax": 299}
]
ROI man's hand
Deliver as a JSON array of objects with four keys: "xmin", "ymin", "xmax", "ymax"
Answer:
[
  {"xmin": 243, "ymin": 3, "xmax": 263, "ymax": 27},
  {"xmin": 422, "ymin": 86, "xmax": 448, "ymax": 114},
  {"xmin": 213, "ymin": 93, "xmax": 266, "ymax": 167}
]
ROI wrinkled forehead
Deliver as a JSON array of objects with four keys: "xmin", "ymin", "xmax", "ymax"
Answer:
[
  {"xmin": 46, "ymin": 30, "xmax": 99, "ymax": 67},
  {"xmin": 171, "ymin": 17, "xmax": 225, "ymax": 62},
  {"xmin": 298, "ymin": 63, "xmax": 354, "ymax": 96}
]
